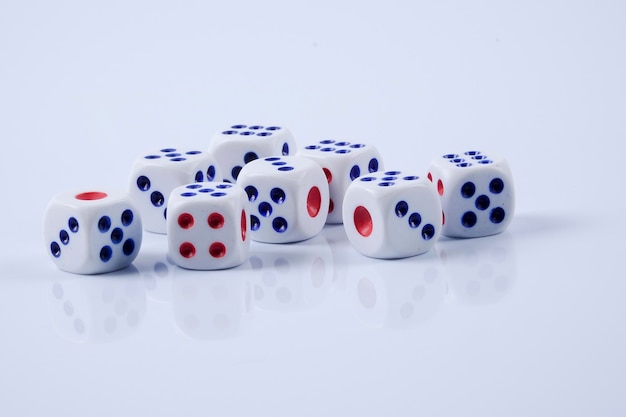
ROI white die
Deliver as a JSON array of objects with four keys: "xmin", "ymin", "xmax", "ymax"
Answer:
[
  {"xmin": 128, "ymin": 147, "xmax": 222, "ymax": 234},
  {"xmin": 44, "ymin": 190, "xmax": 143, "ymax": 274},
  {"xmin": 236, "ymin": 156, "xmax": 330, "ymax": 243},
  {"xmin": 427, "ymin": 151, "xmax": 515, "ymax": 238},
  {"xmin": 342, "ymin": 171, "xmax": 442, "ymax": 259},
  {"xmin": 167, "ymin": 182, "xmax": 250, "ymax": 270},
  {"xmin": 208, "ymin": 124, "xmax": 297, "ymax": 183},
  {"xmin": 297, "ymin": 139, "xmax": 384, "ymax": 224}
]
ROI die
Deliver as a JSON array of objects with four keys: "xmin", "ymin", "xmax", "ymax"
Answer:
[
  {"xmin": 207, "ymin": 124, "xmax": 297, "ymax": 183},
  {"xmin": 128, "ymin": 147, "xmax": 222, "ymax": 234},
  {"xmin": 166, "ymin": 182, "xmax": 250, "ymax": 270},
  {"xmin": 44, "ymin": 190, "xmax": 143, "ymax": 274},
  {"xmin": 297, "ymin": 139, "xmax": 384, "ymax": 224},
  {"xmin": 342, "ymin": 171, "xmax": 442, "ymax": 259},
  {"xmin": 427, "ymin": 151, "xmax": 515, "ymax": 238},
  {"xmin": 236, "ymin": 155, "xmax": 330, "ymax": 243}
]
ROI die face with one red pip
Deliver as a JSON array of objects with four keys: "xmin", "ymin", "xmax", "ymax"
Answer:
[
  {"xmin": 342, "ymin": 171, "xmax": 442, "ymax": 259},
  {"xmin": 128, "ymin": 147, "xmax": 221, "ymax": 234},
  {"xmin": 297, "ymin": 139, "xmax": 384, "ymax": 224},
  {"xmin": 44, "ymin": 190, "xmax": 143, "ymax": 274},
  {"xmin": 236, "ymin": 155, "xmax": 329, "ymax": 243},
  {"xmin": 167, "ymin": 182, "xmax": 250, "ymax": 270},
  {"xmin": 427, "ymin": 151, "xmax": 515, "ymax": 238},
  {"xmin": 208, "ymin": 124, "xmax": 297, "ymax": 183}
]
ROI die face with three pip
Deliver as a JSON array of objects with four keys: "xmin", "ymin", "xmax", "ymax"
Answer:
[
  {"xmin": 236, "ymin": 155, "xmax": 330, "ymax": 243},
  {"xmin": 207, "ymin": 124, "xmax": 297, "ymax": 183},
  {"xmin": 427, "ymin": 151, "xmax": 514, "ymax": 238},
  {"xmin": 167, "ymin": 182, "xmax": 250, "ymax": 270},
  {"xmin": 128, "ymin": 148, "xmax": 221, "ymax": 234},
  {"xmin": 342, "ymin": 171, "xmax": 442, "ymax": 259},
  {"xmin": 297, "ymin": 140, "xmax": 383, "ymax": 224},
  {"xmin": 44, "ymin": 190, "xmax": 143, "ymax": 274}
]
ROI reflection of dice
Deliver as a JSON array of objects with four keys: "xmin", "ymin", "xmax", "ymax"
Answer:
[
  {"xmin": 171, "ymin": 267, "xmax": 253, "ymax": 340},
  {"xmin": 48, "ymin": 268, "xmax": 146, "ymax": 343},
  {"xmin": 135, "ymin": 250, "xmax": 176, "ymax": 303},
  {"xmin": 348, "ymin": 254, "xmax": 445, "ymax": 329},
  {"xmin": 427, "ymin": 151, "xmax": 515, "ymax": 238},
  {"xmin": 44, "ymin": 190, "xmax": 142, "ymax": 274},
  {"xmin": 208, "ymin": 124, "xmax": 297, "ymax": 183},
  {"xmin": 342, "ymin": 171, "xmax": 442, "ymax": 259},
  {"xmin": 167, "ymin": 183, "xmax": 249, "ymax": 270},
  {"xmin": 128, "ymin": 147, "xmax": 221, "ymax": 234},
  {"xmin": 442, "ymin": 232, "xmax": 516, "ymax": 305},
  {"xmin": 237, "ymin": 156, "xmax": 329, "ymax": 243},
  {"xmin": 297, "ymin": 140, "xmax": 383, "ymax": 224},
  {"xmin": 249, "ymin": 235, "xmax": 333, "ymax": 312}
]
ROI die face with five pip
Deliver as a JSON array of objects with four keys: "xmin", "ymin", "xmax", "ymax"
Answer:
[
  {"xmin": 207, "ymin": 124, "xmax": 297, "ymax": 183},
  {"xmin": 167, "ymin": 182, "xmax": 250, "ymax": 270},
  {"xmin": 128, "ymin": 147, "xmax": 221, "ymax": 234},
  {"xmin": 236, "ymin": 156, "xmax": 330, "ymax": 243},
  {"xmin": 342, "ymin": 171, "xmax": 442, "ymax": 259},
  {"xmin": 44, "ymin": 190, "xmax": 143, "ymax": 274},
  {"xmin": 297, "ymin": 140, "xmax": 383, "ymax": 224},
  {"xmin": 427, "ymin": 151, "xmax": 514, "ymax": 238}
]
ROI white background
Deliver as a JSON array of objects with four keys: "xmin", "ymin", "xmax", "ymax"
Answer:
[{"xmin": 1, "ymin": 1, "xmax": 625, "ymax": 416}]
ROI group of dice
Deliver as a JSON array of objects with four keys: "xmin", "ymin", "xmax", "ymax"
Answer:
[{"xmin": 44, "ymin": 124, "xmax": 515, "ymax": 275}]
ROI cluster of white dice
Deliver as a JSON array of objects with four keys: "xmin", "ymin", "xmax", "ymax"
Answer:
[{"xmin": 44, "ymin": 123, "xmax": 515, "ymax": 274}]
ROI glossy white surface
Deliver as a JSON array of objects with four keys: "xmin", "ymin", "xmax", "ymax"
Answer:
[{"xmin": 1, "ymin": 1, "xmax": 625, "ymax": 416}]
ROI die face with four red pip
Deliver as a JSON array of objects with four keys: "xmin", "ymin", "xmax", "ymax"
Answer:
[
  {"xmin": 236, "ymin": 155, "xmax": 330, "ymax": 243},
  {"xmin": 427, "ymin": 151, "xmax": 514, "ymax": 238},
  {"xmin": 208, "ymin": 124, "xmax": 298, "ymax": 183},
  {"xmin": 342, "ymin": 171, "xmax": 442, "ymax": 259},
  {"xmin": 297, "ymin": 140, "xmax": 384, "ymax": 224},
  {"xmin": 128, "ymin": 148, "xmax": 221, "ymax": 234},
  {"xmin": 167, "ymin": 182, "xmax": 250, "ymax": 270},
  {"xmin": 44, "ymin": 190, "xmax": 143, "ymax": 274}
]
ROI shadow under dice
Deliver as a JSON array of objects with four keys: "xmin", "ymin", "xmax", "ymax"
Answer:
[
  {"xmin": 427, "ymin": 151, "xmax": 515, "ymax": 238},
  {"xmin": 44, "ymin": 190, "xmax": 142, "ymax": 275},
  {"xmin": 297, "ymin": 139, "xmax": 383, "ymax": 224},
  {"xmin": 208, "ymin": 124, "xmax": 297, "ymax": 183},
  {"xmin": 129, "ymin": 147, "xmax": 221, "ymax": 234},
  {"xmin": 167, "ymin": 182, "xmax": 249, "ymax": 270},
  {"xmin": 342, "ymin": 171, "xmax": 442, "ymax": 259},
  {"xmin": 237, "ymin": 156, "xmax": 329, "ymax": 243}
]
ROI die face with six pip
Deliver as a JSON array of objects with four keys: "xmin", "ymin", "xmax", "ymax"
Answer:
[
  {"xmin": 427, "ymin": 151, "xmax": 514, "ymax": 238},
  {"xmin": 207, "ymin": 124, "xmax": 297, "ymax": 183},
  {"xmin": 167, "ymin": 182, "xmax": 250, "ymax": 270},
  {"xmin": 44, "ymin": 190, "xmax": 143, "ymax": 274},
  {"xmin": 128, "ymin": 147, "xmax": 221, "ymax": 234},
  {"xmin": 342, "ymin": 171, "xmax": 442, "ymax": 259},
  {"xmin": 297, "ymin": 140, "xmax": 383, "ymax": 224},
  {"xmin": 236, "ymin": 156, "xmax": 330, "ymax": 243}
]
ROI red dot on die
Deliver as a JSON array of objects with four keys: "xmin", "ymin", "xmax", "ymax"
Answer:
[
  {"xmin": 427, "ymin": 172, "xmax": 433, "ymax": 182},
  {"xmin": 323, "ymin": 168, "xmax": 333, "ymax": 184},
  {"xmin": 75, "ymin": 191, "xmax": 108, "ymax": 201},
  {"xmin": 209, "ymin": 242, "xmax": 226, "ymax": 258},
  {"xmin": 208, "ymin": 212, "xmax": 225, "ymax": 229},
  {"xmin": 307, "ymin": 186, "xmax": 322, "ymax": 217},
  {"xmin": 437, "ymin": 179, "xmax": 444, "ymax": 196},
  {"xmin": 179, "ymin": 242, "xmax": 196, "ymax": 258},
  {"xmin": 442, "ymin": 211, "xmax": 446, "ymax": 225},
  {"xmin": 178, "ymin": 213, "xmax": 194, "ymax": 229},
  {"xmin": 354, "ymin": 205, "xmax": 373, "ymax": 237},
  {"xmin": 241, "ymin": 210, "xmax": 247, "ymax": 241},
  {"xmin": 328, "ymin": 198, "xmax": 334, "ymax": 214}
]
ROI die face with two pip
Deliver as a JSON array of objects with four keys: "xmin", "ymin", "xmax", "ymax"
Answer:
[
  {"xmin": 167, "ymin": 182, "xmax": 250, "ymax": 270},
  {"xmin": 207, "ymin": 124, "xmax": 297, "ymax": 183},
  {"xmin": 297, "ymin": 140, "xmax": 383, "ymax": 224},
  {"xmin": 44, "ymin": 190, "xmax": 143, "ymax": 274},
  {"xmin": 427, "ymin": 151, "xmax": 514, "ymax": 238},
  {"xmin": 129, "ymin": 148, "xmax": 222, "ymax": 234},
  {"xmin": 342, "ymin": 171, "xmax": 442, "ymax": 259},
  {"xmin": 236, "ymin": 156, "xmax": 330, "ymax": 243}
]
